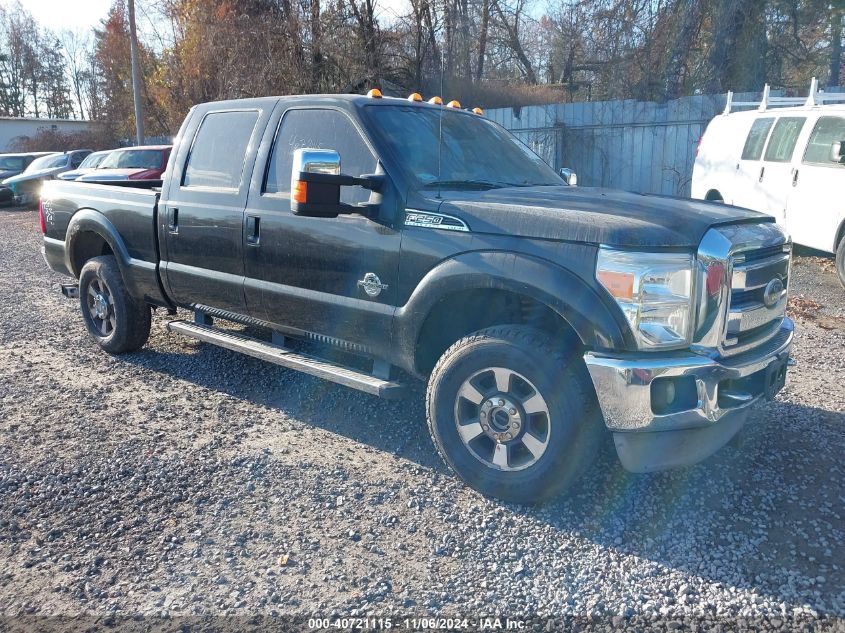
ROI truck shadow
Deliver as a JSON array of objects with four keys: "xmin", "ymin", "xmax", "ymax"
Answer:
[{"xmin": 124, "ymin": 339, "xmax": 844, "ymax": 615}]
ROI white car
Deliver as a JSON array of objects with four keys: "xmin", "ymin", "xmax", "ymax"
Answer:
[{"xmin": 692, "ymin": 80, "xmax": 845, "ymax": 286}]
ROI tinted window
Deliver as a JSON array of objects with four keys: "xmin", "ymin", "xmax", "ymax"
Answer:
[
  {"xmin": 0, "ymin": 157, "xmax": 25, "ymax": 171},
  {"xmin": 80, "ymin": 152, "xmax": 109, "ymax": 169},
  {"xmin": 803, "ymin": 116, "xmax": 845, "ymax": 165},
  {"xmin": 101, "ymin": 149, "xmax": 166, "ymax": 170},
  {"xmin": 741, "ymin": 118, "xmax": 774, "ymax": 160},
  {"xmin": 764, "ymin": 117, "xmax": 806, "ymax": 162},
  {"xmin": 27, "ymin": 154, "xmax": 67, "ymax": 171},
  {"xmin": 265, "ymin": 109, "xmax": 377, "ymax": 204},
  {"xmin": 184, "ymin": 110, "xmax": 259, "ymax": 190},
  {"xmin": 363, "ymin": 105, "xmax": 561, "ymax": 188}
]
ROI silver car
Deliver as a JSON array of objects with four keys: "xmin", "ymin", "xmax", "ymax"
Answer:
[{"xmin": 2, "ymin": 149, "xmax": 92, "ymax": 205}]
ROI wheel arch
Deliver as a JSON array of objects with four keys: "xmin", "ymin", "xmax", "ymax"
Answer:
[
  {"xmin": 835, "ymin": 218, "xmax": 845, "ymax": 253},
  {"xmin": 64, "ymin": 208, "xmax": 169, "ymax": 306},
  {"xmin": 394, "ymin": 251, "xmax": 633, "ymax": 377},
  {"xmin": 65, "ymin": 209, "xmax": 132, "ymax": 278}
]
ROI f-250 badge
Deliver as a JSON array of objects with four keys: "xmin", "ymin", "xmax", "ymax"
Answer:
[{"xmin": 358, "ymin": 272, "xmax": 388, "ymax": 298}]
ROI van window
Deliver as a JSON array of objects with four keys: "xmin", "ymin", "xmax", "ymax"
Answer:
[
  {"xmin": 183, "ymin": 110, "xmax": 260, "ymax": 190},
  {"xmin": 763, "ymin": 117, "xmax": 806, "ymax": 163},
  {"xmin": 803, "ymin": 117, "xmax": 845, "ymax": 166},
  {"xmin": 741, "ymin": 118, "xmax": 774, "ymax": 160},
  {"xmin": 264, "ymin": 108, "xmax": 377, "ymax": 205}
]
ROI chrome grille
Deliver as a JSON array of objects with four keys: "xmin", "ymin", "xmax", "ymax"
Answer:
[
  {"xmin": 694, "ymin": 222, "xmax": 791, "ymax": 358},
  {"xmin": 723, "ymin": 245, "xmax": 790, "ymax": 354}
]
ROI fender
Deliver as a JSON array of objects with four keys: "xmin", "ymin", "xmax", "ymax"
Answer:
[
  {"xmin": 65, "ymin": 209, "xmax": 169, "ymax": 306},
  {"xmin": 393, "ymin": 250, "xmax": 634, "ymax": 373}
]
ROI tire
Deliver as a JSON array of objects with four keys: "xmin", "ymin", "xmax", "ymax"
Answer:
[
  {"xmin": 836, "ymin": 236, "xmax": 845, "ymax": 290},
  {"xmin": 78, "ymin": 255, "xmax": 151, "ymax": 353},
  {"xmin": 426, "ymin": 325, "xmax": 603, "ymax": 503}
]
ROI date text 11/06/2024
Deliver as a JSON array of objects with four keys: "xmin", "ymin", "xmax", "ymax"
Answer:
[{"xmin": 307, "ymin": 617, "xmax": 527, "ymax": 630}]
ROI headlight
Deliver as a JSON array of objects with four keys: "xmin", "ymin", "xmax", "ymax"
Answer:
[{"xmin": 596, "ymin": 249, "xmax": 694, "ymax": 350}]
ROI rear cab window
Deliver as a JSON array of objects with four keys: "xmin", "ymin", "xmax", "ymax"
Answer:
[
  {"xmin": 183, "ymin": 110, "xmax": 261, "ymax": 191},
  {"xmin": 803, "ymin": 116, "xmax": 845, "ymax": 166},
  {"xmin": 763, "ymin": 117, "xmax": 806, "ymax": 163},
  {"xmin": 742, "ymin": 118, "xmax": 774, "ymax": 160}
]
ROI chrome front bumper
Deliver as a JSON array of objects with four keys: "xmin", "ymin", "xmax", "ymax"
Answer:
[{"xmin": 584, "ymin": 319, "xmax": 793, "ymax": 472}]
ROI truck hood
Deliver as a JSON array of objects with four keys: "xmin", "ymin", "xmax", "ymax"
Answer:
[
  {"xmin": 77, "ymin": 168, "xmax": 154, "ymax": 181},
  {"xmin": 3, "ymin": 167, "xmax": 67, "ymax": 185},
  {"xmin": 434, "ymin": 185, "xmax": 768, "ymax": 248}
]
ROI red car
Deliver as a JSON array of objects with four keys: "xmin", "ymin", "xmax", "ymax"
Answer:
[{"xmin": 76, "ymin": 145, "xmax": 172, "ymax": 182}]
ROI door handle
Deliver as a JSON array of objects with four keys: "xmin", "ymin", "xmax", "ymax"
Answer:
[
  {"xmin": 168, "ymin": 208, "xmax": 179, "ymax": 234},
  {"xmin": 246, "ymin": 215, "xmax": 260, "ymax": 245},
  {"xmin": 792, "ymin": 169, "xmax": 799, "ymax": 187},
  {"xmin": 758, "ymin": 166, "xmax": 765, "ymax": 183}
]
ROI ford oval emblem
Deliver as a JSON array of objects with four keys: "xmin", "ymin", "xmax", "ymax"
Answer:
[{"xmin": 762, "ymin": 278, "xmax": 784, "ymax": 308}]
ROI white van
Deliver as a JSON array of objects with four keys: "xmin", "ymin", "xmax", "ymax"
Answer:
[{"xmin": 691, "ymin": 80, "xmax": 845, "ymax": 286}]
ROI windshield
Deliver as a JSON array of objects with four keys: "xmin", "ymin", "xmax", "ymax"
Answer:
[
  {"xmin": 363, "ymin": 105, "xmax": 561, "ymax": 189},
  {"xmin": 100, "ymin": 149, "xmax": 163, "ymax": 170},
  {"xmin": 26, "ymin": 154, "xmax": 67, "ymax": 171},
  {"xmin": 79, "ymin": 152, "xmax": 110, "ymax": 169},
  {"xmin": 0, "ymin": 156, "xmax": 25, "ymax": 171}
]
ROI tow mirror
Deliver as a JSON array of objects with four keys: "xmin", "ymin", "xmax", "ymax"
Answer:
[
  {"xmin": 290, "ymin": 148, "xmax": 384, "ymax": 218},
  {"xmin": 559, "ymin": 167, "xmax": 578, "ymax": 186},
  {"xmin": 830, "ymin": 141, "xmax": 845, "ymax": 164}
]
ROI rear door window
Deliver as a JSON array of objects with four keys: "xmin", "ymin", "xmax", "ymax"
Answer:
[
  {"xmin": 763, "ymin": 117, "xmax": 806, "ymax": 163},
  {"xmin": 183, "ymin": 110, "xmax": 260, "ymax": 190},
  {"xmin": 264, "ymin": 108, "xmax": 377, "ymax": 205},
  {"xmin": 741, "ymin": 117, "xmax": 774, "ymax": 160},
  {"xmin": 802, "ymin": 116, "xmax": 845, "ymax": 166}
]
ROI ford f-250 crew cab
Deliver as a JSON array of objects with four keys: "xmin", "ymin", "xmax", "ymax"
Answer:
[{"xmin": 40, "ymin": 93, "xmax": 793, "ymax": 503}]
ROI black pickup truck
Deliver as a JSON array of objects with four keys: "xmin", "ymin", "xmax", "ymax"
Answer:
[{"xmin": 40, "ymin": 93, "xmax": 793, "ymax": 502}]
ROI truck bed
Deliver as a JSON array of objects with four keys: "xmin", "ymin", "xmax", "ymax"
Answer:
[{"xmin": 40, "ymin": 180, "xmax": 168, "ymax": 306}]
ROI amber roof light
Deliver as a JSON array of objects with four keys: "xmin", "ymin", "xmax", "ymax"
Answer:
[
  {"xmin": 367, "ymin": 88, "xmax": 383, "ymax": 98},
  {"xmin": 446, "ymin": 100, "xmax": 461, "ymax": 109},
  {"xmin": 408, "ymin": 92, "xmax": 423, "ymax": 102},
  {"xmin": 428, "ymin": 96, "xmax": 443, "ymax": 105}
]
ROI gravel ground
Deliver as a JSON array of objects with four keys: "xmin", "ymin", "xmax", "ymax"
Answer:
[{"xmin": 0, "ymin": 208, "xmax": 843, "ymax": 630}]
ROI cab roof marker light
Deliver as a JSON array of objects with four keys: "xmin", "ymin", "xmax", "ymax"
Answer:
[
  {"xmin": 472, "ymin": 107, "xmax": 484, "ymax": 115},
  {"xmin": 428, "ymin": 96, "xmax": 443, "ymax": 105},
  {"xmin": 366, "ymin": 88, "xmax": 383, "ymax": 99},
  {"xmin": 408, "ymin": 92, "xmax": 423, "ymax": 102},
  {"xmin": 446, "ymin": 100, "xmax": 461, "ymax": 109}
]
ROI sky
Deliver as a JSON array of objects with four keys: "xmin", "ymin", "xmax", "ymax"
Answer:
[
  {"xmin": 13, "ymin": 0, "xmax": 113, "ymax": 33},
  {"xmin": 12, "ymin": 0, "xmax": 410, "ymax": 34}
]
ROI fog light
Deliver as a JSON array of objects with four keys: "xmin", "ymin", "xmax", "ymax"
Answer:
[{"xmin": 651, "ymin": 376, "xmax": 697, "ymax": 415}]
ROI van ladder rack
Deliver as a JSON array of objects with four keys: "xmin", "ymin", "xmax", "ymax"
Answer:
[{"xmin": 723, "ymin": 77, "xmax": 845, "ymax": 115}]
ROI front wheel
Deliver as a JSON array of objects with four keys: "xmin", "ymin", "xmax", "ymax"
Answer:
[
  {"xmin": 836, "ymin": 237, "xmax": 845, "ymax": 290},
  {"xmin": 426, "ymin": 326, "xmax": 602, "ymax": 503},
  {"xmin": 79, "ymin": 255, "xmax": 151, "ymax": 353}
]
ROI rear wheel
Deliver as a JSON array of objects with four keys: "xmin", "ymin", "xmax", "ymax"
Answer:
[
  {"xmin": 426, "ymin": 325, "xmax": 603, "ymax": 503},
  {"xmin": 79, "ymin": 255, "xmax": 151, "ymax": 353}
]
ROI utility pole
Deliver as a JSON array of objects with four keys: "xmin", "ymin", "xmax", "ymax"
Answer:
[{"xmin": 128, "ymin": 0, "xmax": 145, "ymax": 145}]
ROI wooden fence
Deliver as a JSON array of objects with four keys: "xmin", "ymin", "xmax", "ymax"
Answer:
[{"xmin": 487, "ymin": 86, "xmax": 844, "ymax": 197}]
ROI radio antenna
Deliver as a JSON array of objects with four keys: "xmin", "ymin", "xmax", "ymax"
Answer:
[{"xmin": 437, "ymin": 54, "xmax": 444, "ymax": 199}]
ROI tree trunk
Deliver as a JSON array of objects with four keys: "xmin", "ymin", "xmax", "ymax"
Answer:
[
  {"xmin": 663, "ymin": 0, "xmax": 704, "ymax": 99},
  {"xmin": 831, "ymin": 9, "xmax": 843, "ymax": 87},
  {"xmin": 475, "ymin": 0, "xmax": 489, "ymax": 81},
  {"xmin": 708, "ymin": 0, "xmax": 767, "ymax": 93},
  {"xmin": 491, "ymin": 0, "xmax": 537, "ymax": 84}
]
